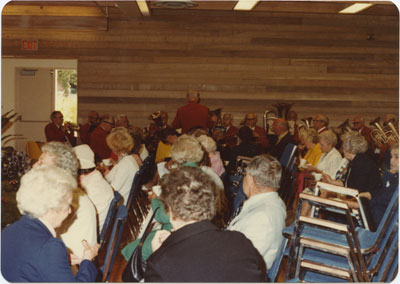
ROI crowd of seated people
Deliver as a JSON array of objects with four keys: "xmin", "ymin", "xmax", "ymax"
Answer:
[{"xmin": 2, "ymin": 89, "xmax": 399, "ymax": 282}]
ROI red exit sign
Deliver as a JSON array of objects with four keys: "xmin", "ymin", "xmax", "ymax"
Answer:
[{"xmin": 21, "ymin": 40, "xmax": 38, "ymax": 51}]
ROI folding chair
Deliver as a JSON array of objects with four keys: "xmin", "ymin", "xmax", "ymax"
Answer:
[
  {"xmin": 311, "ymin": 182, "xmax": 370, "ymax": 230},
  {"xmin": 285, "ymin": 193, "xmax": 368, "ymax": 282},
  {"xmin": 99, "ymin": 191, "xmax": 121, "ymax": 250},
  {"xmin": 98, "ymin": 205, "xmax": 128, "ymax": 282}
]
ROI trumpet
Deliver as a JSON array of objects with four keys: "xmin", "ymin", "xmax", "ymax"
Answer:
[{"xmin": 63, "ymin": 122, "xmax": 80, "ymax": 131}]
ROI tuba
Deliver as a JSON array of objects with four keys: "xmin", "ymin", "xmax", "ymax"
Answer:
[{"xmin": 272, "ymin": 103, "xmax": 293, "ymax": 120}]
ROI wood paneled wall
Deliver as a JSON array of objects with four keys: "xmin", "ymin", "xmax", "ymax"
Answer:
[{"xmin": 2, "ymin": 6, "xmax": 399, "ymax": 129}]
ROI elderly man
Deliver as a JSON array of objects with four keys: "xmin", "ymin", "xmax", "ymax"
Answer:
[
  {"xmin": 79, "ymin": 111, "xmax": 99, "ymax": 145},
  {"xmin": 34, "ymin": 142, "xmax": 97, "ymax": 261},
  {"xmin": 226, "ymin": 154, "xmax": 286, "ymax": 270},
  {"xmin": 269, "ymin": 118, "xmax": 295, "ymax": 160},
  {"xmin": 172, "ymin": 90, "xmax": 212, "ymax": 133},
  {"xmin": 313, "ymin": 114, "xmax": 329, "ymax": 134},
  {"xmin": 116, "ymin": 114, "xmax": 130, "ymax": 128},
  {"xmin": 244, "ymin": 113, "xmax": 269, "ymax": 151},
  {"xmin": 222, "ymin": 113, "xmax": 238, "ymax": 149},
  {"xmin": 89, "ymin": 114, "xmax": 114, "ymax": 161},
  {"xmin": 45, "ymin": 111, "xmax": 76, "ymax": 145}
]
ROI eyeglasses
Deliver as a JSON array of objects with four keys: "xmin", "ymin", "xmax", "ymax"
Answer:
[
  {"xmin": 103, "ymin": 121, "xmax": 114, "ymax": 126},
  {"xmin": 353, "ymin": 122, "xmax": 361, "ymax": 125},
  {"xmin": 246, "ymin": 118, "xmax": 256, "ymax": 121},
  {"xmin": 313, "ymin": 120, "xmax": 324, "ymax": 123}
]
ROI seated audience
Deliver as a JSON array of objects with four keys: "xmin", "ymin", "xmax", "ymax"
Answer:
[
  {"xmin": 323, "ymin": 131, "xmax": 381, "ymax": 197},
  {"xmin": 103, "ymin": 127, "xmax": 139, "ymax": 206},
  {"xmin": 168, "ymin": 134, "xmax": 224, "ymax": 190},
  {"xmin": 1, "ymin": 166, "xmax": 99, "ymax": 282},
  {"xmin": 90, "ymin": 114, "xmax": 114, "ymax": 161},
  {"xmin": 74, "ymin": 144, "xmax": 114, "ymax": 233},
  {"xmin": 129, "ymin": 126, "xmax": 149, "ymax": 162},
  {"xmin": 144, "ymin": 167, "xmax": 266, "ymax": 282},
  {"xmin": 197, "ymin": 134, "xmax": 226, "ymax": 177},
  {"xmin": 34, "ymin": 142, "xmax": 97, "ymax": 259},
  {"xmin": 299, "ymin": 128, "xmax": 322, "ymax": 166},
  {"xmin": 155, "ymin": 127, "xmax": 178, "ymax": 163},
  {"xmin": 269, "ymin": 118, "xmax": 295, "ymax": 160},
  {"xmin": 45, "ymin": 111, "xmax": 76, "ymax": 145},
  {"xmin": 79, "ymin": 110, "xmax": 99, "ymax": 145},
  {"xmin": 226, "ymin": 155, "xmax": 286, "ymax": 269},
  {"xmin": 226, "ymin": 126, "xmax": 262, "ymax": 175},
  {"xmin": 369, "ymin": 144, "xmax": 399, "ymax": 229},
  {"xmin": 304, "ymin": 130, "xmax": 342, "ymax": 179}
]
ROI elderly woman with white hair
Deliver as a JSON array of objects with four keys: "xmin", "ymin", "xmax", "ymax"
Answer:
[
  {"xmin": 1, "ymin": 166, "xmax": 99, "ymax": 282},
  {"xmin": 103, "ymin": 126, "xmax": 139, "ymax": 205},
  {"xmin": 196, "ymin": 134, "xmax": 225, "ymax": 177},
  {"xmin": 34, "ymin": 142, "xmax": 98, "ymax": 260},
  {"xmin": 323, "ymin": 131, "xmax": 381, "ymax": 195},
  {"xmin": 169, "ymin": 134, "xmax": 223, "ymax": 190},
  {"xmin": 304, "ymin": 130, "xmax": 342, "ymax": 179}
]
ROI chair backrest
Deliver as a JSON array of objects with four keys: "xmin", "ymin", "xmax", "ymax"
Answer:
[
  {"xmin": 374, "ymin": 185, "xmax": 399, "ymax": 237},
  {"xmin": 313, "ymin": 182, "xmax": 370, "ymax": 230},
  {"xmin": 99, "ymin": 191, "xmax": 121, "ymax": 250},
  {"xmin": 99, "ymin": 204, "xmax": 128, "ymax": 282},
  {"xmin": 280, "ymin": 143, "xmax": 297, "ymax": 170},
  {"xmin": 26, "ymin": 141, "xmax": 42, "ymax": 162}
]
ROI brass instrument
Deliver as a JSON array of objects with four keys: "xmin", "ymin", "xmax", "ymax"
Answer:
[
  {"xmin": 387, "ymin": 121, "xmax": 399, "ymax": 142},
  {"xmin": 298, "ymin": 117, "xmax": 313, "ymax": 131},
  {"xmin": 272, "ymin": 103, "xmax": 293, "ymax": 120},
  {"xmin": 262, "ymin": 102, "xmax": 294, "ymax": 134},
  {"xmin": 263, "ymin": 110, "xmax": 277, "ymax": 134},
  {"xmin": 369, "ymin": 117, "xmax": 397, "ymax": 145},
  {"xmin": 64, "ymin": 121, "xmax": 80, "ymax": 131},
  {"xmin": 333, "ymin": 119, "xmax": 352, "ymax": 135}
]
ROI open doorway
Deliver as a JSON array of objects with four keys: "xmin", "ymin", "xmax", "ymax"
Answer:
[{"xmin": 55, "ymin": 69, "xmax": 78, "ymax": 125}]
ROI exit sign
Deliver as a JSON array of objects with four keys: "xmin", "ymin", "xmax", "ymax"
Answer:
[{"xmin": 21, "ymin": 40, "xmax": 38, "ymax": 51}]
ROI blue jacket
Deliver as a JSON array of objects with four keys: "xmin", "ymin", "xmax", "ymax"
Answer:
[{"xmin": 1, "ymin": 215, "xmax": 98, "ymax": 282}]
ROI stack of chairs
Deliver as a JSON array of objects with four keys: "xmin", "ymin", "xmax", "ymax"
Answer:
[
  {"xmin": 278, "ymin": 143, "xmax": 298, "ymax": 205},
  {"xmin": 126, "ymin": 153, "xmax": 156, "ymax": 240},
  {"xmin": 96, "ymin": 153, "xmax": 156, "ymax": 282},
  {"xmin": 268, "ymin": 185, "xmax": 398, "ymax": 282}
]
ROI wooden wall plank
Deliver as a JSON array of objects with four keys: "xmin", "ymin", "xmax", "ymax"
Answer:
[{"xmin": 2, "ymin": 7, "xmax": 398, "ymax": 128}]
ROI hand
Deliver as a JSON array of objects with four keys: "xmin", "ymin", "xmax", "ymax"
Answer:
[
  {"xmin": 70, "ymin": 253, "xmax": 84, "ymax": 265},
  {"xmin": 151, "ymin": 230, "xmax": 171, "ymax": 253},
  {"xmin": 303, "ymin": 165, "xmax": 317, "ymax": 172},
  {"xmin": 82, "ymin": 240, "xmax": 100, "ymax": 261},
  {"xmin": 321, "ymin": 173, "xmax": 332, "ymax": 183},
  {"xmin": 165, "ymin": 160, "xmax": 174, "ymax": 171}
]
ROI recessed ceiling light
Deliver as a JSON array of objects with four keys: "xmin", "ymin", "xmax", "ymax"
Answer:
[
  {"xmin": 339, "ymin": 3, "xmax": 374, "ymax": 14},
  {"xmin": 137, "ymin": 0, "xmax": 150, "ymax": 16},
  {"xmin": 234, "ymin": 0, "xmax": 259, "ymax": 11}
]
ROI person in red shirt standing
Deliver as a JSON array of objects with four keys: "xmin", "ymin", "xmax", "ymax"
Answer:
[
  {"xmin": 79, "ymin": 111, "xmax": 99, "ymax": 145},
  {"xmin": 44, "ymin": 111, "xmax": 76, "ymax": 146},
  {"xmin": 89, "ymin": 115, "xmax": 114, "ymax": 162},
  {"xmin": 172, "ymin": 90, "xmax": 212, "ymax": 134}
]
